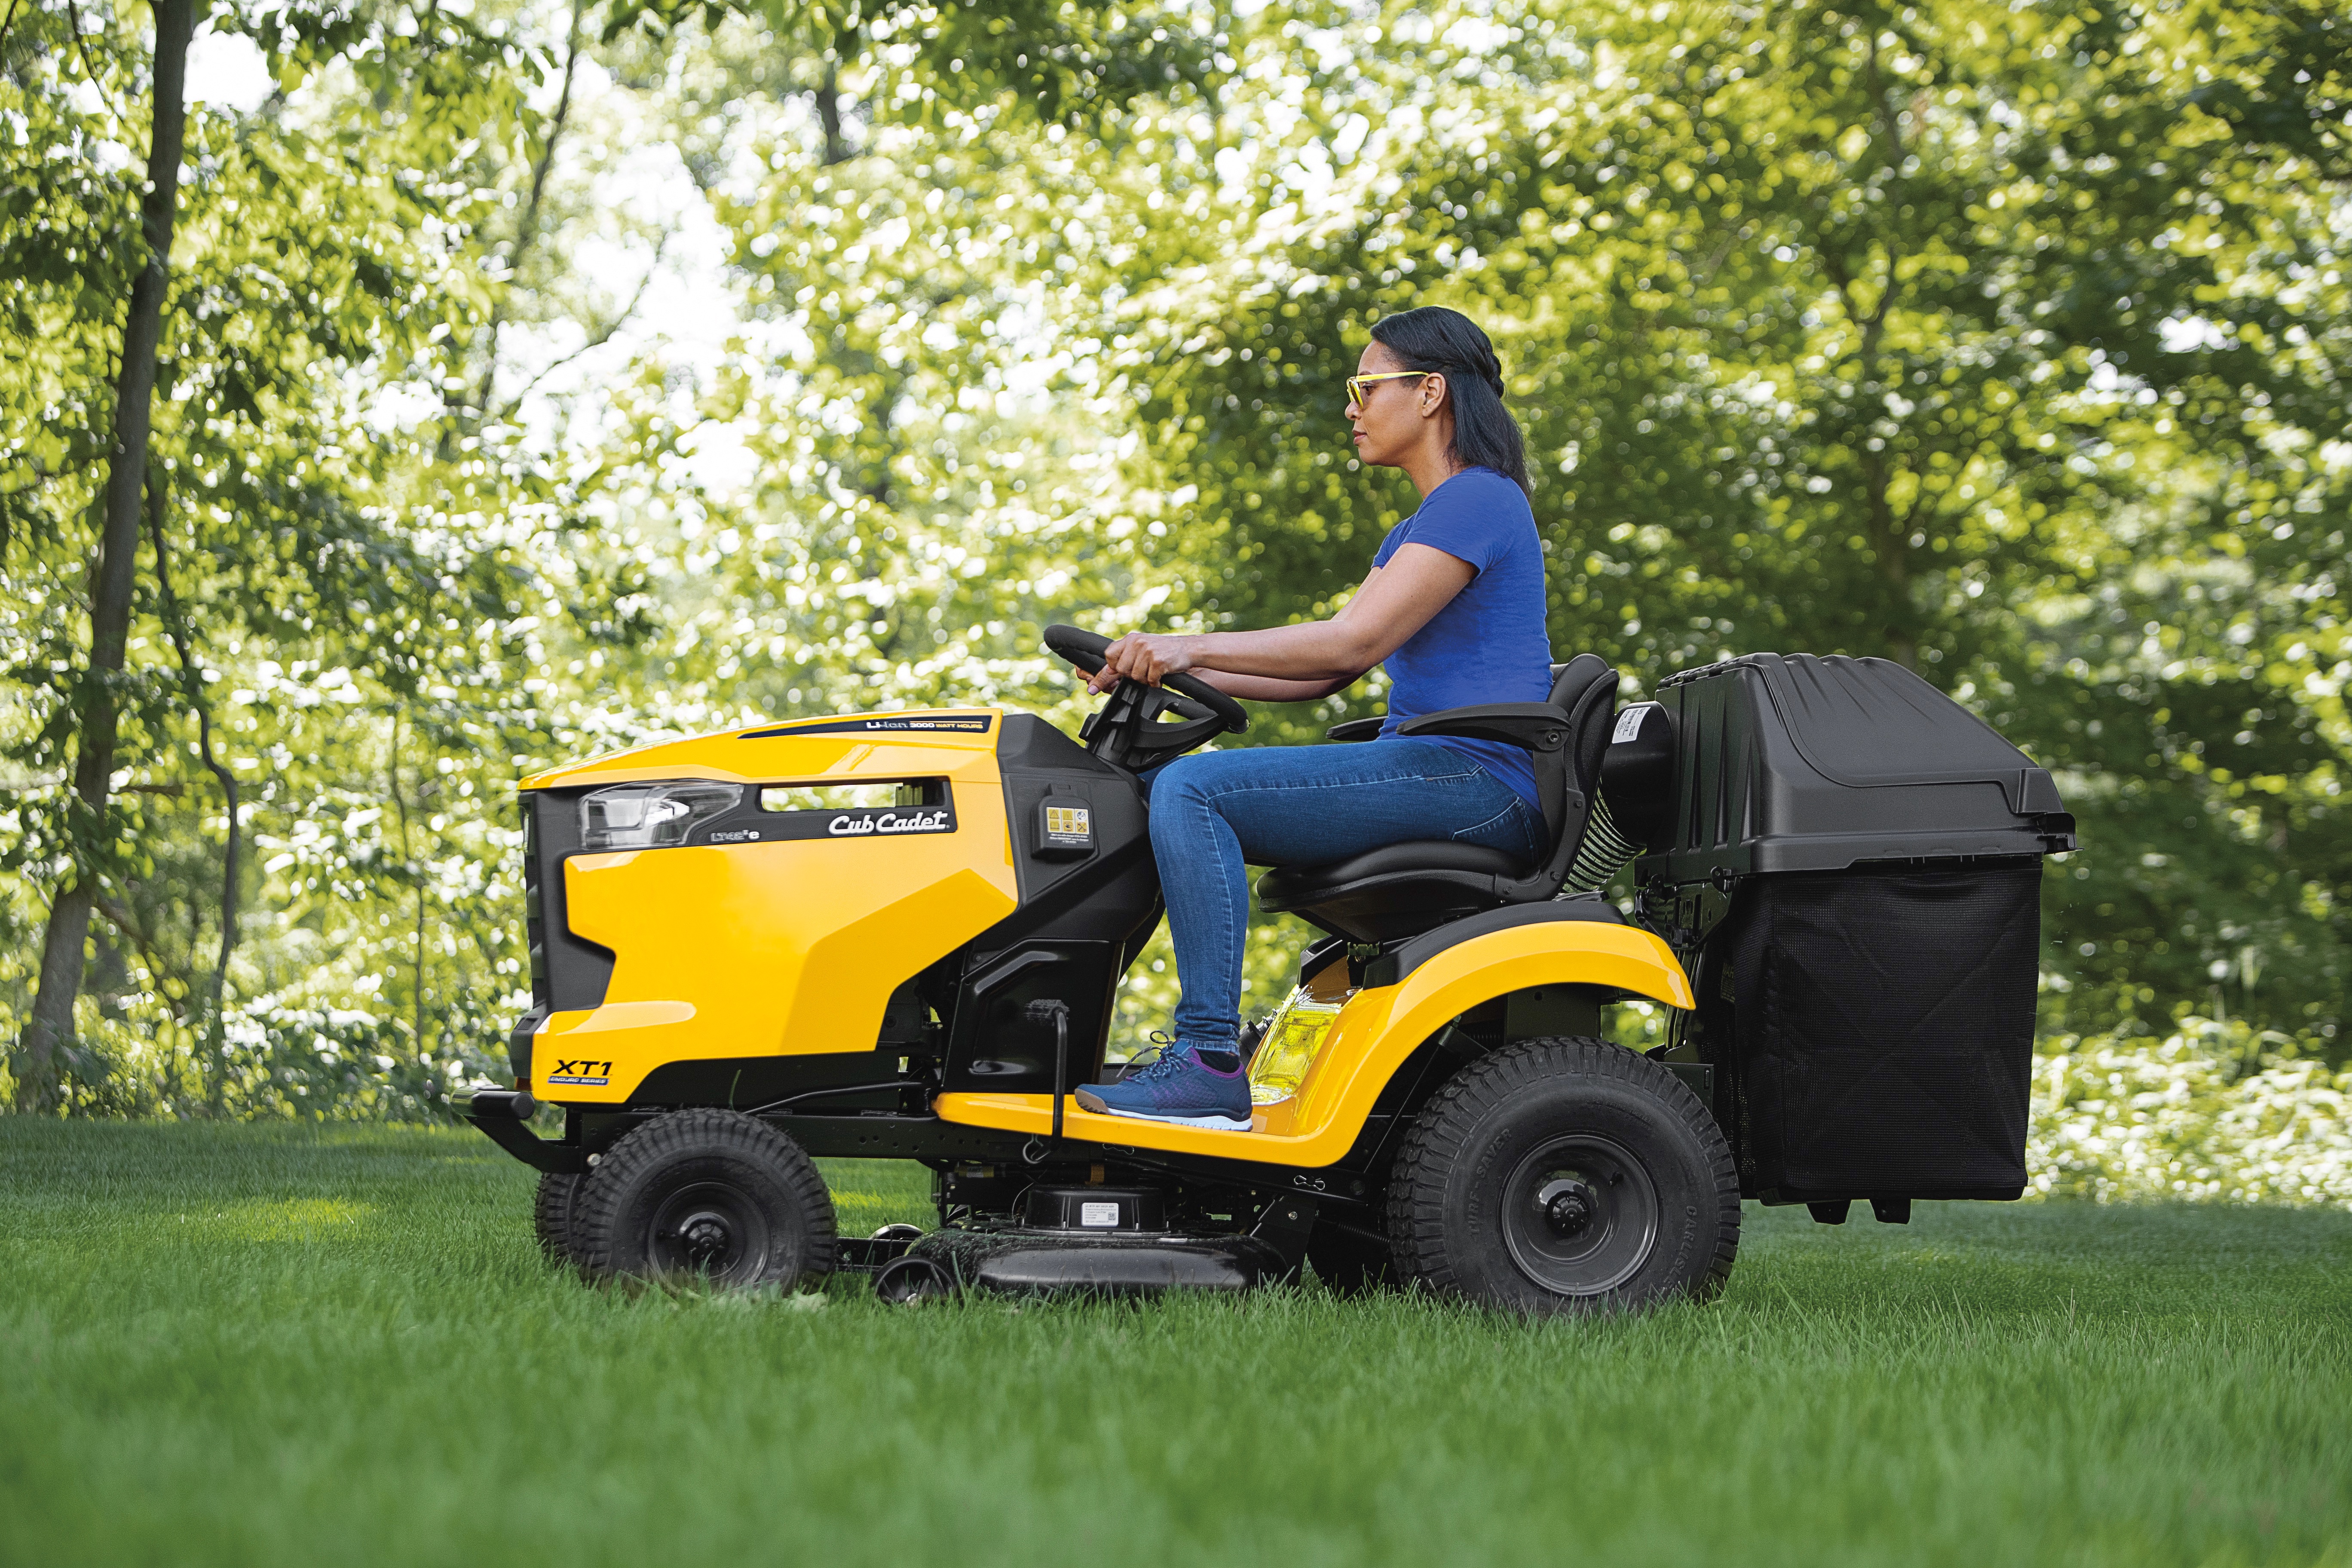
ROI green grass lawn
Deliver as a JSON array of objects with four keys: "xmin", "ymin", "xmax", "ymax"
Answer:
[{"xmin": 3, "ymin": 1121, "xmax": 2347, "ymax": 1568}]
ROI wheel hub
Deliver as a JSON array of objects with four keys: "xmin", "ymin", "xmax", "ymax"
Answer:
[
  {"xmin": 1501, "ymin": 1133, "xmax": 1661, "ymax": 1299},
  {"xmin": 1538, "ymin": 1178, "xmax": 1600, "ymax": 1238},
  {"xmin": 644, "ymin": 1180, "xmax": 768, "ymax": 1281},
  {"xmin": 676, "ymin": 1210, "xmax": 735, "ymax": 1268}
]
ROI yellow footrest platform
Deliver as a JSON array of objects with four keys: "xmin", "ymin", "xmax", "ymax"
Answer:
[{"xmin": 933, "ymin": 1092, "xmax": 1319, "ymax": 1166}]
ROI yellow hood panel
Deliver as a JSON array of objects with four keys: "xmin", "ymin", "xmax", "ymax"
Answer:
[
  {"xmin": 526, "ymin": 715, "xmax": 1017, "ymax": 1104},
  {"xmin": 519, "ymin": 708, "xmax": 1004, "ymax": 791}
]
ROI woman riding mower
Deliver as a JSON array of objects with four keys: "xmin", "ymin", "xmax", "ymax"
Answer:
[{"xmin": 1075, "ymin": 306, "xmax": 1556, "ymax": 1131}]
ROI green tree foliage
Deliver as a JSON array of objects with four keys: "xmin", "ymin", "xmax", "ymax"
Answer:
[
  {"xmin": 2, "ymin": 0, "xmax": 657, "ymax": 1111},
  {"xmin": 596, "ymin": 0, "xmax": 1215, "ymax": 150},
  {"xmin": 1091, "ymin": 0, "xmax": 2350, "ymax": 1040},
  {"xmin": 1, "ymin": 0, "xmax": 2344, "ymax": 1118}
]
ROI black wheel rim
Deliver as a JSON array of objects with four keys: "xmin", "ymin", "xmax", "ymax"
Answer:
[
  {"xmin": 1500, "ymin": 1133, "xmax": 1660, "ymax": 1298},
  {"xmin": 645, "ymin": 1179, "xmax": 772, "ymax": 1283}
]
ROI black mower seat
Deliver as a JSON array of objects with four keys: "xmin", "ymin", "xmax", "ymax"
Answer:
[
  {"xmin": 1255, "ymin": 841, "xmax": 1528, "ymax": 910},
  {"xmin": 1254, "ymin": 653, "xmax": 1623, "ymax": 943}
]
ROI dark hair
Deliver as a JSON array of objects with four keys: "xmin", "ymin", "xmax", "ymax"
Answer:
[{"xmin": 1367, "ymin": 306, "xmax": 1531, "ymax": 497}]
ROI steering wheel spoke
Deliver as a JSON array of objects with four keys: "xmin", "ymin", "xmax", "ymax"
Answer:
[{"xmin": 1137, "ymin": 684, "xmax": 1216, "ymax": 726}]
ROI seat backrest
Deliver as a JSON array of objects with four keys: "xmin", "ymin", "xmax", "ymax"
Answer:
[
  {"xmin": 1549, "ymin": 654, "xmax": 1614, "ymax": 714},
  {"xmin": 1510, "ymin": 656, "xmax": 1619, "ymax": 901},
  {"xmin": 1519, "ymin": 655, "xmax": 1614, "ymax": 843}
]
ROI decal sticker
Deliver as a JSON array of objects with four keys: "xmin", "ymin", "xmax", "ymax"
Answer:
[
  {"xmin": 1079, "ymin": 1201, "xmax": 1120, "ymax": 1228},
  {"xmin": 826, "ymin": 807, "xmax": 956, "ymax": 837},
  {"xmin": 739, "ymin": 715, "xmax": 993, "ymax": 739},
  {"xmin": 708, "ymin": 828, "xmax": 762, "ymax": 843},
  {"xmin": 1612, "ymin": 707, "xmax": 1648, "ymax": 744},
  {"xmin": 1035, "ymin": 797, "xmax": 1096, "ymax": 859},
  {"xmin": 548, "ymin": 1059, "xmax": 612, "ymax": 1087}
]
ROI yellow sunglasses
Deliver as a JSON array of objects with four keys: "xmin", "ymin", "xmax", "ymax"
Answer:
[{"xmin": 1345, "ymin": 370, "xmax": 1435, "ymax": 408}]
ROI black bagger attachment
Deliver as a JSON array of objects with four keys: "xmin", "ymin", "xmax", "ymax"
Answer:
[{"xmin": 1599, "ymin": 653, "xmax": 2078, "ymax": 1218}]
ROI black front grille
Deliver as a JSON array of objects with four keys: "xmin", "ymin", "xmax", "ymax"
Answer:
[{"xmin": 518, "ymin": 787, "xmax": 618, "ymax": 1017}]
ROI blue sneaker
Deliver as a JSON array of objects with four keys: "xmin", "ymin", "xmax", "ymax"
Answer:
[{"xmin": 1076, "ymin": 1047, "xmax": 1254, "ymax": 1131}]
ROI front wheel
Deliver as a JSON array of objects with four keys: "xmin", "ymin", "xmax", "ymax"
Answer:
[
  {"xmin": 535, "ymin": 1170, "xmax": 585, "ymax": 1266},
  {"xmin": 572, "ymin": 1109, "xmax": 837, "ymax": 1290},
  {"xmin": 1387, "ymin": 1038, "xmax": 1738, "ymax": 1314}
]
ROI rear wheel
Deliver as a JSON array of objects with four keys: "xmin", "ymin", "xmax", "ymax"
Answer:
[
  {"xmin": 1387, "ymin": 1038, "xmax": 1738, "ymax": 1315},
  {"xmin": 573, "ymin": 1109, "xmax": 837, "ymax": 1289}
]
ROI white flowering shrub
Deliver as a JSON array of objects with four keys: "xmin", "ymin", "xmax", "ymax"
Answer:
[{"xmin": 2030, "ymin": 1019, "xmax": 2352, "ymax": 1210}]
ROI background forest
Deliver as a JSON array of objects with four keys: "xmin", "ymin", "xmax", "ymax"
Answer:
[{"xmin": 3, "ymin": 0, "xmax": 2346, "ymax": 1121}]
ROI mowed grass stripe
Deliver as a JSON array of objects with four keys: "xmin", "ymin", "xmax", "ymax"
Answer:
[{"xmin": 1, "ymin": 1121, "xmax": 2346, "ymax": 1568}]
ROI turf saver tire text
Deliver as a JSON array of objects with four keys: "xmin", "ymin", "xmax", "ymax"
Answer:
[
  {"xmin": 1388, "ymin": 1037, "xmax": 1739, "ymax": 1314},
  {"xmin": 573, "ymin": 1108, "xmax": 838, "ymax": 1290}
]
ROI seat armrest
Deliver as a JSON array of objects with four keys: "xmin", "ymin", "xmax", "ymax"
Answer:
[
  {"xmin": 1395, "ymin": 702, "xmax": 1570, "ymax": 753},
  {"xmin": 1324, "ymin": 716, "xmax": 1386, "ymax": 743}
]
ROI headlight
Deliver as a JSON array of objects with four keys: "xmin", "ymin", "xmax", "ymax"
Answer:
[{"xmin": 579, "ymin": 781, "xmax": 741, "ymax": 850}]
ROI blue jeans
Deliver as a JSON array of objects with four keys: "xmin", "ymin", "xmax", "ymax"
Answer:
[{"xmin": 1139, "ymin": 741, "xmax": 1545, "ymax": 1052}]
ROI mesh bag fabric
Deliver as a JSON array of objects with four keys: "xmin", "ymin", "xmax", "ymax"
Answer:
[{"xmin": 1701, "ymin": 862, "xmax": 2041, "ymax": 1201}]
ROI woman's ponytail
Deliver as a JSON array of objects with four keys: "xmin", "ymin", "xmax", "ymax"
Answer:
[{"xmin": 1367, "ymin": 307, "xmax": 1532, "ymax": 497}]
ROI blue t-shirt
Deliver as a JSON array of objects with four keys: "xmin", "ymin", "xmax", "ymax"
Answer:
[{"xmin": 1369, "ymin": 467, "xmax": 1555, "ymax": 812}]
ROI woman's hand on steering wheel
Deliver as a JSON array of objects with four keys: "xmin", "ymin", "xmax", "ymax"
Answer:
[
  {"xmin": 1042, "ymin": 623, "xmax": 1247, "ymax": 757},
  {"xmin": 1087, "ymin": 632, "xmax": 1200, "ymax": 695}
]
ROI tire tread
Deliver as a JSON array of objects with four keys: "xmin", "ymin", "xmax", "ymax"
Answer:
[
  {"xmin": 533, "ymin": 1170, "xmax": 583, "ymax": 1265},
  {"xmin": 572, "ymin": 1108, "xmax": 838, "ymax": 1286},
  {"xmin": 1386, "ymin": 1037, "xmax": 1740, "ymax": 1311}
]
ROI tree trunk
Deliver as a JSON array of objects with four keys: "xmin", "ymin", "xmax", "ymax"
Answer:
[
  {"xmin": 1839, "ymin": 251, "xmax": 1916, "ymax": 672},
  {"xmin": 14, "ymin": 0, "xmax": 196, "ymax": 1112},
  {"xmin": 816, "ymin": 58, "xmax": 848, "ymax": 166},
  {"xmin": 1860, "ymin": 434, "xmax": 1918, "ymax": 672},
  {"xmin": 1858, "ymin": 37, "xmax": 1919, "ymax": 673},
  {"xmin": 147, "ymin": 475, "xmax": 241, "ymax": 1115},
  {"xmin": 460, "ymin": 0, "xmax": 585, "ymax": 426}
]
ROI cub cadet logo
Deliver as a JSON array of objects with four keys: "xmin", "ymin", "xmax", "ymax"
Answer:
[
  {"xmin": 548, "ymin": 1060, "xmax": 612, "ymax": 1087},
  {"xmin": 827, "ymin": 808, "xmax": 953, "ymax": 837}
]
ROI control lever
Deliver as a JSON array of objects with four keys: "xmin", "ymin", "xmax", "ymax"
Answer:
[{"xmin": 1025, "ymin": 999, "xmax": 1072, "ymax": 1141}]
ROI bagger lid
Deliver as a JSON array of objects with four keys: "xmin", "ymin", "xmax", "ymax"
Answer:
[{"xmin": 1629, "ymin": 652, "xmax": 2076, "ymax": 882}]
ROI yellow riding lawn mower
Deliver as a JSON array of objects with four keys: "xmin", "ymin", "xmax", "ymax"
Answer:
[{"xmin": 459, "ymin": 626, "xmax": 2075, "ymax": 1313}]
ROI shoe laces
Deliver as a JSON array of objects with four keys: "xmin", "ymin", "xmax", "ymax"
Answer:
[
  {"xmin": 1124, "ymin": 1044, "xmax": 1195, "ymax": 1087},
  {"xmin": 1118, "ymin": 1031, "xmax": 1175, "ymax": 1073}
]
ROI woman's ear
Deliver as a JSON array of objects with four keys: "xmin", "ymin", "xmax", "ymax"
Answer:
[{"xmin": 1419, "ymin": 372, "xmax": 1449, "ymax": 419}]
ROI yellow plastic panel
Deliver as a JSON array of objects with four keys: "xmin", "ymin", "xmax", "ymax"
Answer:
[
  {"xmin": 520, "ymin": 708, "xmax": 1004, "ymax": 792},
  {"xmin": 531, "ymin": 757, "xmax": 1017, "ymax": 1105},
  {"xmin": 935, "ymin": 919, "xmax": 1692, "ymax": 1167}
]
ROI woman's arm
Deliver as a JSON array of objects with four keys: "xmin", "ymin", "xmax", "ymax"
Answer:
[
  {"xmin": 1086, "ymin": 543, "xmax": 1476, "ymax": 696},
  {"xmin": 1186, "ymin": 669, "xmax": 1354, "ymax": 701}
]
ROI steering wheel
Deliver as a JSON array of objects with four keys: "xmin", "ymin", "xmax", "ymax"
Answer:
[{"xmin": 1044, "ymin": 624, "xmax": 1248, "ymax": 770}]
